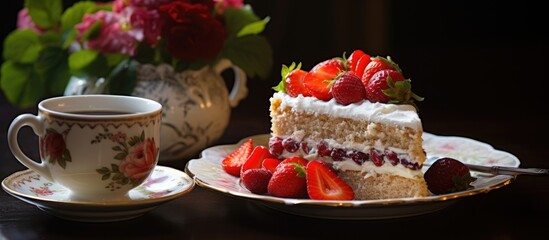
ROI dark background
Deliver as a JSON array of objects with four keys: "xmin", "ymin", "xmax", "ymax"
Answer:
[{"xmin": 2, "ymin": 0, "xmax": 548, "ymax": 157}]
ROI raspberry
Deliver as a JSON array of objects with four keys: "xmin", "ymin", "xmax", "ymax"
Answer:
[{"xmin": 241, "ymin": 168, "xmax": 272, "ymax": 194}]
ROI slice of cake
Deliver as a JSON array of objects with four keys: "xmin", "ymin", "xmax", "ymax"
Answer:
[{"xmin": 268, "ymin": 50, "xmax": 429, "ymax": 200}]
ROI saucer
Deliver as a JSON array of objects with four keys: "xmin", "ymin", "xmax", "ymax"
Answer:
[{"xmin": 2, "ymin": 165, "xmax": 194, "ymax": 222}]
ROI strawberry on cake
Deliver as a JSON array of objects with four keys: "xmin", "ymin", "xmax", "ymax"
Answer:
[{"xmin": 269, "ymin": 49, "xmax": 429, "ymax": 200}]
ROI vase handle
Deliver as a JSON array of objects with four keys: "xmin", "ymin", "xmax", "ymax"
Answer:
[{"xmin": 214, "ymin": 59, "xmax": 248, "ymax": 107}]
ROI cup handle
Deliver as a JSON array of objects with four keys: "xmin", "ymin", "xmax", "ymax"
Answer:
[
  {"xmin": 8, "ymin": 114, "xmax": 53, "ymax": 181},
  {"xmin": 214, "ymin": 58, "xmax": 248, "ymax": 107}
]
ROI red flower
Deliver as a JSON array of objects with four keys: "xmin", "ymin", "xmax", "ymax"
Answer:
[
  {"xmin": 43, "ymin": 130, "xmax": 66, "ymax": 160},
  {"xmin": 159, "ymin": 0, "xmax": 227, "ymax": 61},
  {"xmin": 119, "ymin": 138, "xmax": 157, "ymax": 180}
]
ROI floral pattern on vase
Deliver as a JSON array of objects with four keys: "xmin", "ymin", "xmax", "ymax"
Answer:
[{"xmin": 132, "ymin": 59, "xmax": 247, "ymax": 161}]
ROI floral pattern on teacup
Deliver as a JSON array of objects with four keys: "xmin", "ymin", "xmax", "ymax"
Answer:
[
  {"xmin": 39, "ymin": 128, "xmax": 72, "ymax": 169},
  {"xmin": 93, "ymin": 130, "xmax": 158, "ymax": 191}
]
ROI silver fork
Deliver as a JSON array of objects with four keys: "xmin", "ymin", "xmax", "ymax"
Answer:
[{"xmin": 426, "ymin": 157, "xmax": 549, "ymax": 176}]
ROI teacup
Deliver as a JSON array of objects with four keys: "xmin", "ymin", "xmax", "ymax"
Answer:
[{"xmin": 7, "ymin": 94, "xmax": 162, "ymax": 201}]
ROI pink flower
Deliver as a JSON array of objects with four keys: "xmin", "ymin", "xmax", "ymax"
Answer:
[
  {"xmin": 42, "ymin": 130, "xmax": 66, "ymax": 160},
  {"xmin": 17, "ymin": 8, "xmax": 45, "ymax": 34},
  {"xmin": 214, "ymin": 0, "xmax": 244, "ymax": 14},
  {"xmin": 109, "ymin": 132, "xmax": 127, "ymax": 143},
  {"xmin": 119, "ymin": 138, "xmax": 157, "ymax": 180},
  {"xmin": 123, "ymin": 6, "xmax": 162, "ymax": 46},
  {"xmin": 75, "ymin": 11, "xmax": 142, "ymax": 55},
  {"xmin": 30, "ymin": 187, "xmax": 54, "ymax": 196}
]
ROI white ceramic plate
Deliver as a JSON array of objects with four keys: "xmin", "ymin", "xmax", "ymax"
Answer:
[
  {"xmin": 185, "ymin": 133, "xmax": 520, "ymax": 220},
  {"xmin": 2, "ymin": 165, "xmax": 194, "ymax": 222}
]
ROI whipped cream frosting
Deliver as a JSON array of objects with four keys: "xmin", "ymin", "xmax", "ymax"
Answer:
[{"xmin": 272, "ymin": 92, "xmax": 422, "ymax": 131}]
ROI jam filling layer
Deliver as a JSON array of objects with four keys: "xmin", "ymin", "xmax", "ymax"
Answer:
[{"xmin": 268, "ymin": 136, "xmax": 421, "ymax": 171}]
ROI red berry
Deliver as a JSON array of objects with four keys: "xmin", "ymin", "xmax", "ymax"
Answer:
[
  {"xmin": 241, "ymin": 145, "xmax": 275, "ymax": 176},
  {"xmin": 284, "ymin": 69, "xmax": 310, "ymax": 97},
  {"xmin": 370, "ymin": 148, "xmax": 384, "ymax": 167},
  {"xmin": 306, "ymin": 160, "xmax": 354, "ymax": 200},
  {"xmin": 221, "ymin": 139, "xmax": 253, "ymax": 177},
  {"xmin": 302, "ymin": 59, "xmax": 344, "ymax": 101},
  {"xmin": 241, "ymin": 168, "xmax": 272, "ymax": 194},
  {"xmin": 361, "ymin": 56, "xmax": 401, "ymax": 88},
  {"xmin": 262, "ymin": 158, "xmax": 282, "ymax": 174},
  {"xmin": 365, "ymin": 69, "xmax": 405, "ymax": 103},
  {"xmin": 267, "ymin": 157, "xmax": 308, "ymax": 198},
  {"xmin": 424, "ymin": 158, "xmax": 477, "ymax": 194},
  {"xmin": 268, "ymin": 137, "xmax": 283, "ymax": 157},
  {"xmin": 347, "ymin": 49, "xmax": 371, "ymax": 78},
  {"xmin": 331, "ymin": 71, "xmax": 366, "ymax": 105}
]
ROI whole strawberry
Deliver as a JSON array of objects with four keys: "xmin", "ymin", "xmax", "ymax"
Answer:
[
  {"xmin": 424, "ymin": 157, "xmax": 477, "ymax": 194},
  {"xmin": 267, "ymin": 157, "xmax": 308, "ymax": 198},
  {"xmin": 361, "ymin": 56, "xmax": 401, "ymax": 88},
  {"xmin": 332, "ymin": 71, "xmax": 366, "ymax": 105},
  {"xmin": 366, "ymin": 69, "xmax": 424, "ymax": 108}
]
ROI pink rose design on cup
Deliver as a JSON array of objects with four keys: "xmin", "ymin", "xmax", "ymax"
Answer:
[
  {"xmin": 94, "ymin": 130, "xmax": 158, "ymax": 190},
  {"xmin": 40, "ymin": 128, "xmax": 72, "ymax": 169},
  {"xmin": 119, "ymin": 138, "xmax": 157, "ymax": 181}
]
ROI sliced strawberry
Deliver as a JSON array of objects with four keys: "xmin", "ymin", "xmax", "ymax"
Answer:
[
  {"xmin": 302, "ymin": 59, "xmax": 344, "ymax": 101},
  {"xmin": 262, "ymin": 158, "xmax": 282, "ymax": 174},
  {"xmin": 273, "ymin": 62, "xmax": 311, "ymax": 97},
  {"xmin": 267, "ymin": 157, "xmax": 308, "ymax": 198},
  {"xmin": 241, "ymin": 145, "xmax": 275, "ymax": 176},
  {"xmin": 361, "ymin": 56, "xmax": 401, "ymax": 88},
  {"xmin": 306, "ymin": 160, "xmax": 354, "ymax": 200},
  {"xmin": 354, "ymin": 54, "xmax": 371, "ymax": 79},
  {"xmin": 221, "ymin": 139, "xmax": 253, "ymax": 177},
  {"xmin": 347, "ymin": 49, "xmax": 371, "ymax": 78},
  {"xmin": 347, "ymin": 49, "xmax": 366, "ymax": 72},
  {"xmin": 331, "ymin": 71, "xmax": 366, "ymax": 105}
]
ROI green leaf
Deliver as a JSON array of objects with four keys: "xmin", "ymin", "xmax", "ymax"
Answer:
[
  {"xmin": 101, "ymin": 173, "xmax": 111, "ymax": 180},
  {"xmin": 111, "ymin": 164, "xmax": 119, "ymax": 172},
  {"xmin": 26, "ymin": 0, "xmax": 63, "ymax": 29},
  {"xmin": 63, "ymin": 149, "xmax": 71, "ymax": 162},
  {"xmin": 107, "ymin": 59, "xmax": 137, "ymax": 95},
  {"xmin": 68, "ymin": 49, "xmax": 109, "ymax": 77},
  {"xmin": 223, "ymin": 6, "xmax": 260, "ymax": 37},
  {"xmin": 58, "ymin": 157, "xmax": 66, "ymax": 169},
  {"xmin": 114, "ymin": 152, "xmax": 127, "ymax": 160},
  {"xmin": 128, "ymin": 136, "xmax": 141, "ymax": 146},
  {"xmin": 96, "ymin": 167, "xmax": 110, "ymax": 175},
  {"xmin": 61, "ymin": 1, "xmax": 97, "ymax": 32},
  {"xmin": 237, "ymin": 17, "xmax": 270, "ymax": 37},
  {"xmin": 38, "ymin": 31, "xmax": 63, "ymax": 48},
  {"xmin": 221, "ymin": 35, "xmax": 273, "ymax": 79},
  {"xmin": 0, "ymin": 62, "xmax": 45, "ymax": 108},
  {"xmin": 3, "ymin": 30, "xmax": 42, "ymax": 63}
]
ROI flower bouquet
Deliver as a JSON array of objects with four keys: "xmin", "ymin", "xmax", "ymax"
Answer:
[{"xmin": 1, "ymin": 0, "xmax": 272, "ymax": 108}]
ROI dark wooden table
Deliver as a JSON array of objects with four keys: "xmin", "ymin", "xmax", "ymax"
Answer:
[{"xmin": 1, "ymin": 90, "xmax": 549, "ymax": 240}]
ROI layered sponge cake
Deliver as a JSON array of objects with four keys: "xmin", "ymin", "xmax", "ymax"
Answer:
[{"xmin": 269, "ymin": 50, "xmax": 429, "ymax": 200}]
